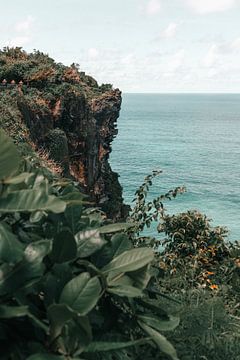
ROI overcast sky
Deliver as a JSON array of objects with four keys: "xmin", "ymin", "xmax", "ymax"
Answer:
[{"xmin": 1, "ymin": 0, "xmax": 240, "ymax": 92}]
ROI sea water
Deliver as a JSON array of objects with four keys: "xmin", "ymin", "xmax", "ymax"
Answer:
[{"xmin": 110, "ymin": 93, "xmax": 240, "ymax": 241}]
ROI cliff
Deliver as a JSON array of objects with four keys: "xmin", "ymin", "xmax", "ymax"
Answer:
[{"xmin": 0, "ymin": 47, "xmax": 128, "ymax": 219}]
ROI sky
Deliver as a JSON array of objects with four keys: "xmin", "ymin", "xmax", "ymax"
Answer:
[{"xmin": 1, "ymin": 0, "xmax": 240, "ymax": 93}]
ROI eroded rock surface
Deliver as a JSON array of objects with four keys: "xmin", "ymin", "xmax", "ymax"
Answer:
[
  {"xmin": 18, "ymin": 88, "xmax": 127, "ymax": 219},
  {"xmin": 0, "ymin": 49, "xmax": 128, "ymax": 219}
]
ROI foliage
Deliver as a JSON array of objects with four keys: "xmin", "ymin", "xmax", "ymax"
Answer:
[
  {"xmin": 129, "ymin": 170, "xmax": 185, "ymax": 243},
  {"xmin": 0, "ymin": 130, "xmax": 180, "ymax": 360},
  {"xmin": 0, "ymin": 47, "xmax": 103, "ymax": 96},
  {"xmin": 99, "ymin": 84, "xmax": 113, "ymax": 92},
  {"xmin": 129, "ymin": 171, "xmax": 240, "ymax": 359},
  {"xmin": 158, "ymin": 210, "xmax": 232, "ymax": 288}
]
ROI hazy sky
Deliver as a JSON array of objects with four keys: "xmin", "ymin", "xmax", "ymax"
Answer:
[{"xmin": 1, "ymin": 0, "xmax": 240, "ymax": 92}]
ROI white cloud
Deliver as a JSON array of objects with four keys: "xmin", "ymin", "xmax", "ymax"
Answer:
[
  {"xmin": 231, "ymin": 37, "xmax": 240, "ymax": 51},
  {"xmin": 163, "ymin": 49, "xmax": 185, "ymax": 76},
  {"xmin": 146, "ymin": 0, "xmax": 161, "ymax": 15},
  {"xmin": 184, "ymin": 0, "xmax": 236, "ymax": 13},
  {"xmin": 121, "ymin": 54, "xmax": 135, "ymax": 65},
  {"xmin": 88, "ymin": 48, "xmax": 99, "ymax": 59},
  {"xmin": 161, "ymin": 22, "xmax": 178, "ymax": 38},
  {"xmin": 203, "ymin": 37, "xmax": 240, "ymax": 68},
  {"xmin": 203, "ymin": 44, "xmax": 219, "ymax": 67},
  {"xmin": 15, "ymin": 15, "xmax": 34, "ymax": 32}
]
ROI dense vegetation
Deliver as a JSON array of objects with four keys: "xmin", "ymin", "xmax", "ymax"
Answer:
[
  {"xmin": 1, "ymin": 131, "xmax": 240, "ymax": 360},
  {"xmin": 129, "ymin": 171, "xmax": 240, "ymax": 359},
  {"xmin": 0, "ymin": 130, "xmax": 181, "ymax": 360},
  {"xmin": 0, "ymin": 47, "xmax": 110, "ymax": 147}
]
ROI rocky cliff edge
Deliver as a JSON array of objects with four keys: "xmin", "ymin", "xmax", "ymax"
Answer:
[{"xmin": 0, "ymin": 47, "xmax": 128, "ymax": 219}]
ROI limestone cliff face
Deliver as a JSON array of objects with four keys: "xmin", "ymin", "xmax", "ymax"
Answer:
[
  {"xmin": 0, "ymin": 48, "xmax": 128, "ymax": 219},
  {"xmin": 17, "ymin": 88, "xmax": 127, "ymax": 220}
]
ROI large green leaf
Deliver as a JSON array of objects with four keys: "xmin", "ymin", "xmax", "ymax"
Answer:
[
  {"xmin": 0, "ymin": 305, "xmax": 29, "ymax": 318},
  {"xmin": 24, "ymin": 240, "xmax": 52, "ymax": 262},
  {"xmin": 50, "ymin": 230, "xmax": 77, "ymax": 263},
  {"xmin": 61, "ymin": 316, "xmax": 92, "ymax": 356},
  {"xmin": 47, "ymin": 303, "xmax": 75, "ymax": 340},
  {"xmin": 0, "ymin": 222, "xmax": 24, "ymax": 263},
  {"xmin": 102, "ymin": 248, "xmax": 154, "ymax": 274},
  {"xmin": 0, "ymin": 240, "xmax": 51, "ymax": 296},
  {"xmin": 44, "ymin": 264, "xmax": 73, "ymax": 306},
  {"xmin": 94, "ymin": 233, "xmax": 132, "ymax": 268},
  {"xmin": 98, "ymin": 223, "xmax": 133, "ymax": 234},
  {"xmin": 0, "ymin": 188, "xmax": 66, "ymax": 213},
  {"xmin": 64, "ymin": 204, "xmax": 83, "ymax": 234},
  {"xmin": 26, "ymin": 354, "xmax": 64, "ymax": 360},
  {"xmin": 107, "ymin": 285, "xmax": 143, "ymax": 298},
  {"xmin": 75, "ymin": 229, "xmax": 106, "ymax": 258},
  {"xmin": 3, "ymin": 172, "xmax": 34, "ymax": 185},
  {"xmin": 138, "ymin": 314, "xmax": 180, "ymax": 332},
  {"xmin": 127, "ymin": 264, "xmax": 151, "ymax": 290},
  {"xmin": 59, "ymin": 272, "xmax": 102, "ymax": 315},
  {"xmin": 138, "ymin": 321, "xmax": 179, "ymax": 360},
  {"xmin": 136, "ymin": 298, "xmax": 169, "ymax": 318},
  {"xmin": 60, "ymin": 191, "xmax": 86, "ymax": 205},
  {"xmin": 110, "ymin": 233, "xmax": 133, "ymax": 257},
  {"xmin": 0, "ymin": 129, "xmax": 21, "ymax": 180},
  {"xmin": 107, "ymin": 273, "xmax": 133, "ymax": 287},
  {"xmin": 85, "ymin": 338, "xmax": 149, "ymax": 352},
  {"xmin": 48, "ymin": 305, "xmax": 92, "ymax": 355}
]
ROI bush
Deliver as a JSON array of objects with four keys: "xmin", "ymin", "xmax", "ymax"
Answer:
[
  {"xmin": 129, "ymin": 171, "xmax": 240, "ymax": 359},
  {"xmin": 0, "ymin": 130, "xmax": 179, "ymax": 360}
]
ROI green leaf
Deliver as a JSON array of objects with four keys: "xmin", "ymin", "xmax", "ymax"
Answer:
[
  {"xmin": 102, "ymin": 248, "xmax": 154, "ymax": 275},
  {"xmin": 85, "ymin": 338, "xmax": 149, "ymax": 352},
  {"xmin": 50, "ymin": 230, "xmax": 77, "ymax": 263},
  {"xmin": 110, "ymin": 233, "xmax": 133, "ymax": 257},
  {"xmin": 75, "ymin": 229, "xmax": 106, "ymax": 258},
  {"xmin": 138, "ymin": 321, "xmax": 179, "ymax": 360},
  {"xmin": 29, "ymin": 210, "xmax": 45, "ymax": 223},
  {"xmin": 3, "ymin": 172, "xmax": 34, "ymax": 185},
  {"xmin": 0, "ymin": 222, "xmax": 24, "ymax": 263},
  {"xmin": 0, "ymin": 240, "xmax": 51, "ymax": 296},
  {"xmin": 59, "ymin": 272, "xmax": 102, "ymax": 315},
  {"xmin": 64, "ymin": 204, "xmax": 83, "ymax": 234},
  {"xmin": 61, "ymin": 316, "xmax": 92, "ymax": 356},
  {"xmin": 128, "ymin": 264, "xmax": 151, "ymax": 290},
  {"xmin": 44, "ymin": 264, "xmax": 72, "ymax": 306},
  {"xmin": 26, "ymin": 354, "xmax": 64, "ymax": 360},
  {"xmin": 107, "ymin": 273, "xmax": 133, "ymax": 287},
  {"xmin": 24, "ymin": 240, "xmax": 52, "ymax": 262},
  {"xmin": 48, "ymin": 304, "xmax": 92, "ymax": 355},
  {"xmin": 0, "ymin": 305, "xmax": 29, "ymax": 318},
  {"xmin": 136, "ymin": 298, "xmax": 168, "ymax": 318},
  {"xmin": 98, "ymin": 223, "xmax": 133, "ymax": 234},
  {"xmin": 108, "ymin": 285, "xmax": 143, "ymax": 297},
  {"xmin": 0, "ymin": 305, "xmax": 48, "ymax": 332},
  {"xmin": 0, "ymin": 129, "xmax": 21, "ymax": 180},
  {"xmin": 60, "ymin": 191, "xmax": 86, "ymax": 205},
  {"xmin": 92, "ymin": 233, "xmax": 132, "ymax": 268},
  {"xmin": 47, "ymin": 303, "xmax": 75, "ymax": 340},
  {"xmin": 138, "ymin": 314, "xmax": 180, "ymax": 332},
  {"xmin": 0, "ymin": 189, "xmax": 66, "ymax": 213}
]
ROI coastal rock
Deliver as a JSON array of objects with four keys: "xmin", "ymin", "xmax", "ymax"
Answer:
[{"xmin": 0, "ymin": 48, "xmax": 128, "ymax": 220}]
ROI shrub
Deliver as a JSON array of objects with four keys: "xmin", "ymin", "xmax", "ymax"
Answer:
[{"xmin": 0, "ymin": 130, "xmax": 179, "ymax": 360}]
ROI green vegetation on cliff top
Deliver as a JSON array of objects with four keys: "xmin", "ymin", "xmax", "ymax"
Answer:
[{"xmin": 0, "ymin": 47, "xmax": 112, "ymax": 146}]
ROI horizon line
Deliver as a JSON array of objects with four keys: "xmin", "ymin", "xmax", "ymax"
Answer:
[{"xmin": 122, "ymin": 92, "xmax": 240, "ymax": 95}]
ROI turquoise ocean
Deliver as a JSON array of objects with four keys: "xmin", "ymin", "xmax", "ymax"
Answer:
[{"xmin": 110, "ymin": 94, "xmax": 240, "ymax": 241}]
